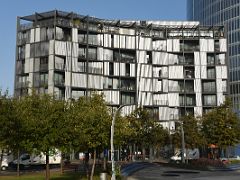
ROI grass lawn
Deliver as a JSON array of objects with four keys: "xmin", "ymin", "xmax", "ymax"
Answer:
[{"xmin": 0, "ymin": 171, "xmax": 107, "ymax": 180}]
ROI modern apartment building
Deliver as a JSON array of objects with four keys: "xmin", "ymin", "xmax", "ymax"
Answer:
[
  {"xmin": 187, "ymin": 0, "xmax": 240, "ymax": 112},
  {"xmin": 15, "ymin": 10, "xmax": 228, "ymax": 127}
]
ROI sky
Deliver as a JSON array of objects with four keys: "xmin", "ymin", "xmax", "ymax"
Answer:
[{"xmin": 0, "ymin": 0, "xmax": 187, "ymax": 95}]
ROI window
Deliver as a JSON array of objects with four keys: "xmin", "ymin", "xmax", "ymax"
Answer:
[
  {"xmin": 121, "ymin": 93, "xmax": 135, "ymax": 104},
  {"xmin": 109, "ymin": 62, "xmax": 114, "ymax": 75},
  {"xmin": 54, "ymin": 73, "xmax": 64, "ymax": 86},
  {"xmin": 126, "ymin": 63, "xmax": 130, "ymax": 76},
  {"xmin": 207, "ymin": 67, "xmax": 215, "ymax": 79},
  {"xmin": 40, "ymin": 73, "xmax": 48, "ymax": 86},
  {"xmin": 203, "ymin": 81, "xmax": 216, "ymax": 92},
  {"xmin": 203, "ymin": 95, "xmax": 216, "ymax": 106},
  {"xmin": 207, "ymin": 54, "xmax": 215, "ymax": 65}
]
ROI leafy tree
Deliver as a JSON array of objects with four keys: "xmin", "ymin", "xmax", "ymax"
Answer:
[
  {"xmin": 201, "ymin": 99, "xmax": 240, "ymax": 156},
  {"xmin": 19, "ymin": 93, "xmax": 65, "ymax": 180}
]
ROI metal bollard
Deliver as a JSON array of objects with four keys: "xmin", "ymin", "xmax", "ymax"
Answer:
[{"xmin": 100, "ymin": 172, "xmax": 107, "ymax": 180}]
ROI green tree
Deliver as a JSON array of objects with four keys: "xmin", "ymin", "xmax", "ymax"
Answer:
[
  {"xmin": 201, "ymin": 99, "xmax": 240, "ymax": 156},
  {"xmin": 19, "ymin": 93, "xmax": 65, "ymax": 180}
]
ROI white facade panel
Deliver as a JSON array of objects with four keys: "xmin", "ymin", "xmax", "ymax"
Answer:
[
  {"xmin": 208, "ymin": 39, "xmax": 214, "ymax": 52},
  {"xmin": 195, "ymin": 66, "xmax": 201, "ymax": 78},
  {"xmin": 49, "ymin": 40, "xmax": 54, "ymax": 55},
  {"xmin": 114, "ymin": 35, "xmax": 119, "ymax": 48},
  {"xmin": 126, "ymin": 36, "xmax": 135, "ymax": 49},
  {"xmin": 24, "ymin": 58, "xmax": 30, "ymax": 73},
  {"xmin": 72, "ymin": 73, "xmax": 87, "ymax": 88},
  {"xmin": 152, "ymin": 52, "xmax": 168, "ymax": 65},
  {"xmin": 194, "ymin": 79, "xmax": 202, "ymax": 93},
  {"xmin": 103, "ymin": 49, "xmax": 113, "ymax": 61},
  {"xmin": 114, "ymin": 63, "xmax": 119, "ymax": 76},
  {"xmin": 196, "ymin": 93, "xmax": 202, "ymax": 106},
  {"xmin": 172, "ymin": 39, "xmax": 180, "ymax": 52},
  {"xmin": 48, "ymin": 70, "xmax": 54, "ymax": 87},
  {"xmin": 153, "ymin": 40, "xmax": 167, "ymax": 51},
  {"xmin": 216, "ymin": 79, "xmax": 223, "ymax": 93},
  {"xmin": 55, "ymin": 41, "xmax": 66, "ymax": 56},
  {"xmin": 169, "ymin": 66, "xmax": 183, "ymax": 79},
  {"xmin": 167, "ymin": 39, "xmax": 173, "ymax": 52},
  {"xmin": 137, "ymin": 51, "xmax": 147, "ymax": 63},
  {"xmin": 162, "ymin": 79, "xmax": 168, "ymax": 92},
  {"xmin": 104, "ymin": 62, "xmax": 109, "ymax": 75},
  {"xmin": 30, "ymin": 29, "xmax": 35, "ymax": 43},
  {"xmin": 104, "ymin": 34, "xmax": 111, "ymax": 48},
  {"xmin": 201, "ymin": 66, "xmax": 207, "ymax": 79},
  {"xmin": 153, "ymin": 79, "xmax": 162, "ymax": 92},
  {"xmin": 221, "ymin": 66, "xmax": 227, "ymax": 79},
  {"xmin": 194, "ymin": 52, "xmax": 200, "ymax": 65},
  {"xmin": 72, "ymin": 43, "xmax": 78, "ymax": 57},
  {"xmin": 217, "ymin": 93, "xmax": 224, "ymax": 106},
  {"xmin": 88, "ymin": 75, "xmax": 103, "ymax": 89},
  {"xmin": 35, "ymin": 28, "xmax": 40, "ymax": 42},
  {"xmin": 65, "ymin": 71, "xmax": 71, "ymax": 86},
  {"xmin": 194, "ymin": 107, "xmax": 202, "ymax": 117},
  {"xmin": 97, "ymin": 47, "xmax": 104, "ymax": 60},
  {"xmin": 200, "ymin": 39, "xmax": 208, "ymax": 52},
  {"xmin": 130, "ymin": 64, "xmax": 135, "ymax": 77},
  {"xmin": 25, "ymin": 44, "xmax": 30, "ymax": 59},
  {"xmin": 168, "ymin": 93, "xmax": 179, "ymax": 106},
  {"xmin": 72, "ymin": 28, "xmax": 78, "ymax": 43},
  {"xmin": 219, "ymin": 39, "xmax": 227, "ymax": 52},
  {"xmin": 168, "ymin": 54, "xmax": 178, "ymax": 65},
  {"xmin": 120, "ymin": 63, "xmax": 126, "ymax": 76},
  {"xmin": 159, "ymin": 107, "xmax": 169, "ymax": 120},
  {"xmin": 120, "ymin": 35, "xmax": 126, "ymax": 49},
  {"xmin": 200, "ymin": 52, "xmax": 207, "ymax": 65}
]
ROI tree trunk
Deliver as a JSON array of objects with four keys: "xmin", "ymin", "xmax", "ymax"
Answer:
[
  {"xmin": 60, "ymin": 153, "xmax": 64, "ymax": 174},
  {"xmin": 0, "ymin": 149, "xmax": 4, "ymax": 173},
  {"xmin": 45, "ymin": 152, "xmax": 50, "ymax": 180},
  {"xmin": 142, "ymin": 146, "xmax": 146, "ymax": 160},
  {"xmin": 90, "ymin": 149, "xmax": 96, "ymax": 180},
  {"xmin": 17, "ymin": 149, "xmax": 20, "ymax": 177}
]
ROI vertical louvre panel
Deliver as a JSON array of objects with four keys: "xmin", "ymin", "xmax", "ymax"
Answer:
[
  {"xmin": 35, "ymin": 28, "xmax": 40, "ymax": 42},
  {"xmin": 65, "ymin": 56, "xmax": 71, "ymax": 71},
  {"xmin": 196, "ymin": 93, "xmax": 202, "ymax": 106},
  {"xmin": 114, "ymin": 35, "xmax": 119, "ymax": 48},
  {"xmin": 103, "ymin": 49, "xmax": 113, "ymax": 61},
  {"xmin": 216, "ymin": 79, "xmax": 222, "ymax": 93},
  {"xmin": 172, "ymin": 39, "xmax": 180, "ymax": 52},
  {"xmin": 152, "ymin": 52, "xmax": 168, "ymax": 65},
  {"xmin": 167, "ymin": 39, "xmax": 173, "ymax": 51},
  {"xmin": 25, "ymin": 58, "xmax": 30, "ymax": 73},
  {"xmin": 114, "ymin": 63, "xmax": 119, "ymax": 76},
  {"xmin": 25, "ymin": 44, "xmax": 30, "ymax": 59},
  {"xmin": 126, "ymin": 36, "xmax": 135, "ymax": 49},
  {"xmin": 104, "ymin": 34, "xmax": 111, "ymax": 48},
  {"xmin": 200, "ymin": 39, "xmax": 207, "ymax": 51},
  {"xmin": 34, "ymin": 58, "xmax": 40, "ymax": 72},
  {"xmin": 72, "ymin": 73, "xmax": 86, "ymax": 88},
  {"xmin": 65, "ymin": 71, "xmax": 71, "ymax": 86},
  {"xmin": 29, "ymin": 58, "xmax": 34, "ymax": 73},
  {"xmin": 72, "ymin": 43, "xmax": 78, "ymax": 57},
  {"xmin": 168, "ymin": 54, "xmax": 178, "ymax": 65},
  {"xmin": 159, "ymin": 107, "xmax": 169, "ymax": 120},
  {"xmin": 120, "ymin": 63, "xmax": 126, "ymax": 76},
  {"xmin": 194, "ymin": 107, "xmax": 202, "ymax": 117},
  {"xmin": 97, "ymin": 34, "xmax": 104, "ymax": 46},
  {"xmin": 130, "ymin": 64, "xmax": 135, "ymax": 77},
  {"xmin": 30, "ymin": 29, "xmax": 35, "ymax": 43},
  {"xmin": 217, "ymin": 93, "xmax": 224, "ymax": 106},
  {"xmin": 194, "ymin": 52, "xmax": 200, "ymax": 65},
  {"xmin": 104, "ymin": 62, "xmax": 109, "ymax": 75},
  {"xmin": 153, "ymin": 40, "xmax": 166, "ymax": 51},
  {"xmin": 169, "ymin": 66, "xmax": 183, "ymax": 79},
  {"xmin": 194, "ymin": 79, "xmax": 202, "ymax": 93},
  {"xmin": 219, "ymin": 39, "xmax": 227, "ymax": 52},
  {"xmin": 72, "ymin": 57, "xmax": 78, "ymax": 72},
  {"xmin": 97, "ymin": 47, "xmax": 104, "ymax": 60},
  {"xmin": 168, "ymin": 93, "xmax": 179, "ymax": 106},
  {"xmin": 120, "ymin": 35, "xmax": 126, "ymax": 49},
  {"xmin": 208, "ymin": 39, "xmax": 214, "ymax": 52},
  {"xmin": 137, "ymin": 51, "xmax": 147, "ymax": 63},
  {"xmin": 200, "ymin": 52, "xmax": 207, "ymax": 65},
  {"xmin": 65, "ymin": 86, "xmax": 71, "ymax": 101},
  {"xmin": 55, "ymin": 41, "xmax": 66, "ymax": 56},
  {"xmin": 201, "ymin": 66, "xmax": 207, "ymax": 79},
  {"xmin": 72, "ymin": 28, "xmax": 78, "ymax": 43},
  {"xmin": 221, "ymin": 66, "xmax": 227, "ymax": 79},
  {"xmin": 66, "ymin": 42, "xmax": 72, "ymax": 56},
  {"xmin": 215, "ymin": 66, "xmax": 222, "ymax": 79},
  {"xmin": 49, "ymin": 40, "xmax": 54, "ymax": 55},
  {"xmin": 48, "ymin": 70, "xmax": 54, "ymax": 86},
  {"xmin": 162, "ymin": 79, "xmax": 168, "ymax": 92},
  {"xmin": 195, "ymin": 66, "xmax": 201, "ymax": 78}
]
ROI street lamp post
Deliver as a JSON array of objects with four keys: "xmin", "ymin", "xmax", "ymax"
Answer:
[{"xmin": 111, "ymin": 104, "xmax": 129, "ymax": 180}]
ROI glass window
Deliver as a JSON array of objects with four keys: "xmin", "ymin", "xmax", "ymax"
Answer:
[{"xmin": 203, "ymin": 95, "xmax": 216, "ymax": 106}]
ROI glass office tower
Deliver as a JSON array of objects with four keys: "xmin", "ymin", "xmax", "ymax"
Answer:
[{"xmin": 187, "ymin": 0, "xmax": 240, "ymax": 113}]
